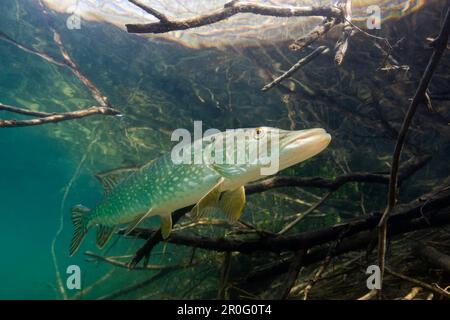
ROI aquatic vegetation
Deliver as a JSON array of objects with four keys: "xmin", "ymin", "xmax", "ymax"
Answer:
[{"xmin": 0, "ymin": 0, "xmax": 449, "ymax": 301}]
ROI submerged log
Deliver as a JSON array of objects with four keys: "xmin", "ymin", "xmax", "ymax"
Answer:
[{"xmin": 125, "ymin": 183, "xmax": 450, "ymax": 254}]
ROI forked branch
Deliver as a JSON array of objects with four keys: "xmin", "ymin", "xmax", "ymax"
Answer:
[{"xmin": 126, "ymin": 0, "xmax": 342, "ymax": 34}]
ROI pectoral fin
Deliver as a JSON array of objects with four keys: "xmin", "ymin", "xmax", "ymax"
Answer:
[
  {"xmin": 219, "ymin": 186, "xmax": 246, "ymax": 222},
  {"xmin": 96, "ymin": 225, "xmax": 116, "ymax": 249},
  {"xmin": 190, "ymin": 177, "xmax": 224, "ymax": 220},
  {"xmin": 160, "ymin": 214, "xmax": 172, "ymax": 239}
]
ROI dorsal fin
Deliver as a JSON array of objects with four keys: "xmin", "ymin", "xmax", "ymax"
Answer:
[{"xmin": 95, "ymin": 166, "xmax": 140, "ymax": 195}]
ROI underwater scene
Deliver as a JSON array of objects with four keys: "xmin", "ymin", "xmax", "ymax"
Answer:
[{"xmin": 0, "ymin": 0, "xmax": 449, "ymax": 301}]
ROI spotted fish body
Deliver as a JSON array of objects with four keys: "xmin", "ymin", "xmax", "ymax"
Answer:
[
  {"xmin": 70, "ymin": 127, "xmax": 331, "ymax": 256},
  {"xmin": 90, "ymin": 155, "xmax": 221, "ymax": 226}
]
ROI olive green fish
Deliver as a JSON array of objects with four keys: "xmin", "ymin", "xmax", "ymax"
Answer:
[{"xmin": 70, "ymin": 127, "xmax": 331, "ymax": 256}]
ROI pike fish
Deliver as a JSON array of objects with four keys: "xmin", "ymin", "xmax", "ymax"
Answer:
[{"xmin": 70, "ymin": 127, "xmax": 331, "ymax": 255}]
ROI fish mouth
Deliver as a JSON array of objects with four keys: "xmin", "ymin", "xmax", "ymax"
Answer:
[
  {"xmin": 284, "ymin": 128, "xmax": 331, "ymax": 150},
  {"xmin": 279, "ymin": 128, "xmax": 331, "ymax": 170}
]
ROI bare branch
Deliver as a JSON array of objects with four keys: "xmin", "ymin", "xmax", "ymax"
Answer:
[
  {"xmin": 0, "ymin": 1, "xmax": 115, "ymax": 129},
  {"xmin": 262, "ymin": 46, "xmax": 329, "ymax": 92},
  {"xmin": 246, "ymin": 155, "xmax": 431, "ymax": 194},
  {"xmin": 124, "ymin": 183, "xmax": 450, "ymax": 254},
  {"xmin": 357, "ymin": 289, "xmax": 377, "ymax": 300},
  {"xmin": 97, "ymin": 270, "xmax": 169, "ymax": 300},
  {"xmin": 128, "ymin": 0, "xmax": 169, "ymax": 23},
  {"xmin": 377, "ymin": 5, "xmax": 450, "ymax": 293},
  {"xmin": 290, "ymin": 17, "xmax": 338, "ymax": 51},
  {"xmin": 127, "ymin": 209, "xmax": 188, "ymax": 269},
  {"xmin": 334, "ymin": 0, "xmax": 354, "ymax": 65},
  {"xmin": 125, "ymin": 155, "xmax": 429, "ymax": 268},
  {"xmin": 126, "ymin": 1, "xmax": 342, "ymax": 34},
  {"xmin": 0, "ymin": 104, "xmax": 121, "ymax": 128},
  {"xmin": 128, "ymin": 0, "xmax": 169, "ymax": 22},
  {"xmin": 0, "ymin": 103, "xmax": 56, "ymax": 117},
  {"xmin": 385, "ymin": 267, "xmax": 450, "ymax": 299},
  {"xmin": 278, "ymin": 191, "xmax": 333, "ymax": 235},
  {"xmin": 85, "ymin": 251, "xmax": 194, "ymax": 270},
  {"xmin": 277, "ymin": 250, "xmax": 305, "ymax": 299},
  {"xmin": 0, "ymin": 31, "xmax": 66, "ymax": 67}
]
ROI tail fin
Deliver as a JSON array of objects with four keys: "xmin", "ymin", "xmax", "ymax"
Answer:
[{"xmin": 70, "ymin": 205, "xmax": 91, "ymax": 256}]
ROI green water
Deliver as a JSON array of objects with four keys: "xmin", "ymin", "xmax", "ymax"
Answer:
[
  {"xmin": 0, "ymin": 128, "xmax": 95, "ymax": 298},
  {"xmin": 1, "ymin": 0, "xmax": 448, "ymax": 300},
  {"xmin": 0, "ymin": 0, "xmax": 289, "ymax": 299}
]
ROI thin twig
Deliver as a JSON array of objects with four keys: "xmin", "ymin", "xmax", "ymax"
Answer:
[
  {"xmin": 357, "ymin": 289, "xmax": 377, "ymax": 300},
  {"xmin": 246, "ymin": 155, "xmax": 431, "ymax": 194},
  {"xmin": 85, "ymin": 251, "xmax": 193, "ymax": 270},
  {"xmin": 334, "ymin": 0, "xmax": 354, "ymax": 65},
  {"xmin": 218, "ymin": 252, "xmax": 232, "ymax": 299},
  {"xmin": 262, "ymin": 46, "xmax": 329, "ymax": 92},
  {"xmin": 72, "ymin": 269, "xmax": 116, "ymax": 300},
  {"xmin": 290, "ymin": 17, "xmax": 338, "ymax": 51},
  {"xmin": 278, "ymin": 250, "xmax": 305, "ymax": 299},
  {"xmin": 97, "ymin": 270, "xmax": 169, "ymax": 300},
  {"xmin": 128, "ymin": 0, "xmax": 169, "ymax": 22},
  {"xmin": 0, "ymin": 105, "xmax": 121, "ymax": 128},
  {"xmin": 385, "ymin": 267, "xmax": 450, "ymax": 299},
  {"xmin": 401, "ymin": 287, "xmax": 422, "ymax": 300},
  {"xmin": 303, "ymin": 254, "xmax": 332, "ymax": 300},
  {"xmin": 278, "ymin": 191, "xmax": 333, "ymax": 235}
]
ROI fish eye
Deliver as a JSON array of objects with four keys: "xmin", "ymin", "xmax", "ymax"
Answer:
[{"xmin": 254, "ymin": 127, "xmax": 265, "ymax": 139}]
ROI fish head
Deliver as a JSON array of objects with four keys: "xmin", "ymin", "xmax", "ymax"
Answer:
[
  {"xmin": 276, "ymin": 127, "xmax": 332, "ymax": 172},
  {"xmin": 202, "ymin": 127, "xmax": 331, "ymax": 185}
]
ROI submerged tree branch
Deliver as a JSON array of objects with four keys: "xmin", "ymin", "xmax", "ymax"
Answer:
[
  {"xmin": 124, "ymin": 155, "xmax": 429, "ymax": 268},
  {"xmin": 126, "ymin": 0, "xmax": 342, "ymax": 34},
  {"xmin": 125, "ymin": 183, "xmax": 450, "ymax": 254},
  {"xmin": 385, "ymin": 267, "xmax": 450, "ymax": 299},
  {"xmin": 262, "ymin": 46, "xmax": 329, "ymax": 92},
  {"xmin": 334, "ymin": 0, "xmax": 354, "ymax": 65},
  {"xmin": 377, "ymin": 5, "xmax": 450, "ymax": 293},
  {"xmin": 128, "ymin": 0, "xmax": 169, "ymax": 23},
  {"xmin": 0, "ymin": 3, "xmax": 117, "ymax": 128},
  {"xmin": 127, "ymin": 209, "xmax": 188, "ymax": 269},
  {"xmin": 290, "ymin": 18, "xmax": 338, "ymax": 51},
  {"xmin": 84, "ymin": 251, "xmax": 194, "ymax": 271},
  {"xmin": 0, "ymin": 104, "xmax": 120, "ymax": 128},
  {"xmin": 246, "ymin": 155, "xmax": 431, "ymax": 194}
]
